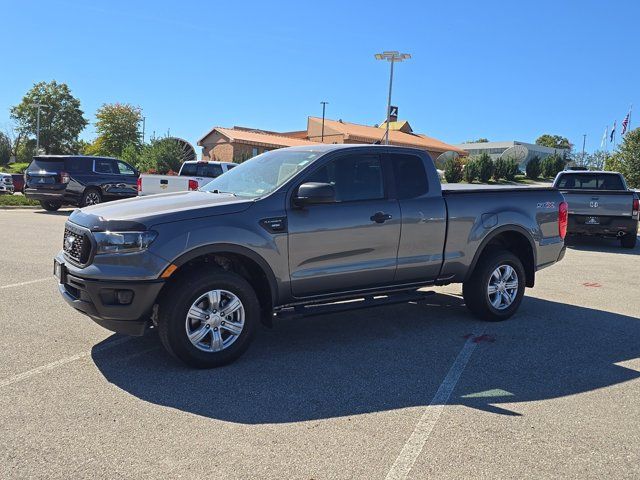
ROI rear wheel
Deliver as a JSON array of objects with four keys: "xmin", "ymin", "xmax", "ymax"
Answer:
[
  {"xmin": 81, "ymin": 189, "xmax": 102, "ymax": 207},
  {"xmin": 621, "ymin": 233, "xmax": 637, "ymax": 249},
  {"xmin": 158, "ymin": 270, "xmax": 259, "ymax": 368},
  {"xmin": 463, "ymin": 249, "xmax": 526, "ymax": 321},
  {"xmin": 39, "ymin": 200, "xmax": 61, "ymax": 211}
]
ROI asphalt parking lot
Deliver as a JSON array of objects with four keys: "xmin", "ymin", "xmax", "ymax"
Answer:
[{"xmin": 1, "ymin": 208, "xmax": 639, "ymax": 479}]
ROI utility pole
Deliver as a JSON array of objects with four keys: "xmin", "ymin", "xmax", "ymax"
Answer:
[
  {"xmin": 141, "ymin": 116, "xmax": 146, "ymax": 144},
  {"xmin": 320, "ymin": 101, "xmax": 328, "ymax": 142},
  {"xmin": 581, "ymin": 134, "xmax": 586, "ymax": 166},
  {"xmin": 29, "ymin": 103, "xmax": 48, "ymax": 153},
  {"xmin": 374, "ymin": 51, "xmax": 411, "ymax": 145}
]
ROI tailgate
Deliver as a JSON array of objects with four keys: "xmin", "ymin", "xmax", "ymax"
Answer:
[
  {"xmin": 139, "ymin": 175, "xmax": 190, "ymax": 195},
  {"xmin": 560, "ymin": 190, "xmax": 634, "ymax": 217}
]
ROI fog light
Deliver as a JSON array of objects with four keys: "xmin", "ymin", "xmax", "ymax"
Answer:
[{"xmin": 116, "ymin": 290, "xmax": 134, "ymax": 305}]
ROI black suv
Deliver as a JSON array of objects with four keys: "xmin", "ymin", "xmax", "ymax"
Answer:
[{"xmin": 25, "ymin": 155, "xmax": 139, "ymax": 211}]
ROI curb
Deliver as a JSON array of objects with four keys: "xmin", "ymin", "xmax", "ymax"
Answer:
[{"xmin": 0, "ymin": 206, "xmax": 41, "ymax": 210}]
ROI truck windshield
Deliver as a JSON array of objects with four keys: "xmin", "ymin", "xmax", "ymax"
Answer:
[
  {"xmin": 200, "ymin": 150, "xmax": 321, "ymax": 198},
  {"xmin": 557, "ymin": 173, "xmax": 625, "ymax": 190}
]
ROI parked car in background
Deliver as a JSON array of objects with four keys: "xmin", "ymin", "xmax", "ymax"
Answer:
[
  {"xmin": 138, "ymin": 160, "xmax": 236, "ymax": 196},
  {"xmin": 24, "ymin": 155, "xmax": 139, "ymax": 211},
  {"xmin": 0, "ymin": 173, "xmax": 15, "ymax": 194},
  {"xmin": 11, "ymin": 174, "xmax": 25, "ymax": 194},
  {"xmin": 553, "ymin": 170, "xmax": 639, "ymax": 248}
]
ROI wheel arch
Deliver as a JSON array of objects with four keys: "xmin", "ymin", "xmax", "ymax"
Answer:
[
  {"xmin": 466, "ymin": 225, "xmax": 537, "ymax": 287},
  {"xmin": 161, "ymin": 244, "xmax": 278, "ymax": 325}
]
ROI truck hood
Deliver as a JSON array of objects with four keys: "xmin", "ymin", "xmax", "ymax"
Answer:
[{"xmin": 68, "ymin": 191, "xmax": 253, "ymax": 231}]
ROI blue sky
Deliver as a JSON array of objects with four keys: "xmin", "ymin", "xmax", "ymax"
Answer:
[{"xmin": 1, "ymin": 0, "xmax": 638, "ymax": 154}]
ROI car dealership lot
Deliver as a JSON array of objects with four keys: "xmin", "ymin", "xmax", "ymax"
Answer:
[{"xmin": 1, "ymin": 209, "xmax": 639, "ymax": 479}]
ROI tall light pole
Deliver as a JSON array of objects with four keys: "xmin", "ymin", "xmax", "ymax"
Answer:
[
  {"xmin": 320, "ymin": 101, "xmax": 328, "ymax": 142},
  {"xmin": 30, "ymin": 103, "xmax": 48, "ymax": 153},
  {"xmin": 375, "ymin": 51, "xmax": 411, "ymax": 145},
  {"xmin": 581, "ymin": 134, "xmax": 587, "ymax": 166}
]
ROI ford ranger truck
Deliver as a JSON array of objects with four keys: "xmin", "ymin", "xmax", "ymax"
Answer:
[
  {"xmin": 54, "ymin": 145, "xmax": 567, "ymax": 368},
  {"xmin": 553, "ymin": 170, "xmax": 639, "ymax": 248}
]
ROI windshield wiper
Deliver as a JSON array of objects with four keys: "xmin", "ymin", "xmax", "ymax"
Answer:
[{"xmin": 209, "ymin": 189, "xmax": 237, "ymax": 196}]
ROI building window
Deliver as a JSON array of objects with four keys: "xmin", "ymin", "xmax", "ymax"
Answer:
[{"xmin": 252, "ymin": 147, "xmax": 259, "ymax": 157}]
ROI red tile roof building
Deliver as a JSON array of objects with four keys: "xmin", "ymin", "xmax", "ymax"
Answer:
[{"xmin": 198, "ymin": 118, "xmax": 465, "ymax": 163}]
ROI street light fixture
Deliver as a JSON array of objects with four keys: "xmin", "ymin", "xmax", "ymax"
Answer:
[
  {"xmin": 29, "ymin": 103, "xmax": 48, "ymax": 153},
  {"xmin": 374, "ymin": 51, "xmax": 411, "ymax": 145}
]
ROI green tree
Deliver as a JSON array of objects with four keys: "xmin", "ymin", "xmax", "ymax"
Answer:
[
  {"xmin": 0, "ymin": 132, "xmax": 11, "ymax": 165},
  {"xmin": 541, "ymin": 154, "xmax": 565, "ymax": 178},
  {"xmin": 476, "ymin": 152, "xmax": 494, "ymax": 183},
  {"xmin": 463, "ymin": 158, "xmax": 479, "ymax": 183},
  {"xmin": 526, "ymin": 156, "xmax": 541, "ymax": 179},
  {"xmin": 10, "ymin": 81, "xmax": 88, "ymax": 154},
  {"xmin": 535, "ymin": 134, "xmax": 572, "ymax": 153},
  {"xmin": 608, "ymin": 128, "xmax": 640, "ymax": 188},
  {"xmin": 504, "ymin": 159, "xmax": 519, "ymax": 180},
  {"xmin": 493, "ymin": 158, "xmax": 508, "ymax": 181},
  {"xmin": 94, "ymin": 103, "xmax": 142, "ymax": 157},
  {"xmin": 137, "ymin": 137, "xmax": 183, "ymax": 174},
  {"xmin": 444, "ymin": 156, "xmax": 463, "ymax": 183},
  {"xmin": 16, "ymin": 139, "xmax": 37, "ymax": 163}
]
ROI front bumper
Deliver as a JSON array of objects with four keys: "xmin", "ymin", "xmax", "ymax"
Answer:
[
  {"xmin": 0, "ymin": 185, "xmax": 14, "ymax": 193},
  {"xmin": 55, "ymin": 256, "xmax": 164, "ymax": 336}
]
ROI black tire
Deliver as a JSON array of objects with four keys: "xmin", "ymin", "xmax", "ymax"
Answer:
[
  {"xmin": 620, "ymin": 233, "xmax": 637, "ymax": 249},
  {"xmin": 81, "ymin": 188, "xmax": 102, "ymax": 207},
  {"xmin": 157, "ymin": 269, "xmax": 260, "ymax": 368},
  {"xmin": 462, "ymin": 248, "xmax": 526, "ymax": 322},
  {"xmin": 39, "ymin": 200, "xmax": 61, "ymax": 211}
]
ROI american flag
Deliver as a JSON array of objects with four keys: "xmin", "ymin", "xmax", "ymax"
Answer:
[{"xmin": 621, "ymin": 112, "xmax": 630, "ymax": 135}]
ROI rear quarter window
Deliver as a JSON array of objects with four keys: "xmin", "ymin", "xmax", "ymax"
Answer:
[
  {"xmin": 65, "ymin": 157, "xmax": 92, "ymax": 173},
  {"xmin": 389, "ymin": 153, "xmax": 429, "ymax": 199}
]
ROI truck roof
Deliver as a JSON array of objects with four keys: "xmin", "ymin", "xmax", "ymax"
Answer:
[{"xmin": 280, "ymin": 144, "xmax": 426, "ymax": 154}]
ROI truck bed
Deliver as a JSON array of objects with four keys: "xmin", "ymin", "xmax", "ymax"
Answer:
[{"xmin": 442, "ymin": 184, "xmax": 555, "ymax": 194}]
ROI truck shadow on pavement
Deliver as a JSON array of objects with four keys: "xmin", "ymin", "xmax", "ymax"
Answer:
[
  {"xmin": 92, "ymin": 294, "xmax": 640, "ymax": 423},
  {"xmin": 565, "ymin": 234, "xmax": 640, "ymax": 255}
]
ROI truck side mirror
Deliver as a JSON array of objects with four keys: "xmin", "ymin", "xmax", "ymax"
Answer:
[{"xmin": 294, "ymin": 182, "xmax": 336, "ymax": 206}]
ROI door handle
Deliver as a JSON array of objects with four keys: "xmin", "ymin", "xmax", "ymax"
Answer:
[{"xmin": 370, "ymin": 212, "xmax": 392, "ymax": 223}]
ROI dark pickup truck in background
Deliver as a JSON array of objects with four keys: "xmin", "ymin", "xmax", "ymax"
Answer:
[
  {"xmin": 54, "ymin": 145, "xmax": 567, "ymax": 368},
  {"xmin": 553, "ymin": 171, "xmax": 639, "ymax": 248},
  {"xmin": 25, "ymin": 155, "xmax": 139, "ymax": 210}
]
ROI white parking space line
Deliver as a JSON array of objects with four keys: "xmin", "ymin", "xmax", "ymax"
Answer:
[
  {"xmin": 0, "ymin": 337, "xmax": 132, "ymax": 388},
  {"xmin": 385, "ymin": 331, "xmax": 484, "ymax": 480},
  {"xmin": 0, "ymin": 277, "xmax": 51, "ymax": 290}
]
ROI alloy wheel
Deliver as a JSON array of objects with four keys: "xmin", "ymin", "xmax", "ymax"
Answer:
[
  {"xmin": 184, "ymin": 289, "xmax": 245, "ymax": 352},
  {"xmin": 487, "ymin": 264, "xmax": 519, "ymax": 310}
]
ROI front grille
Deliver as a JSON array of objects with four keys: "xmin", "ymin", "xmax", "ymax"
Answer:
[{"xmin": 63, "ymin": 223, "xmax": 92, "ymax": 264}]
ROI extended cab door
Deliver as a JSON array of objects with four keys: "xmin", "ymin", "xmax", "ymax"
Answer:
[
  {"xmin": 386, "ymin": 151, "xmax": 447, "ymax": 283},
  {"xmin": 287, "ymin": 152, "xmax": 401, "ymax": 297}
]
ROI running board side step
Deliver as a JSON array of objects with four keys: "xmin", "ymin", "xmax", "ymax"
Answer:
[{"xmin": 274, "ymin": 290, "xmax": 435, "ymax": 320}]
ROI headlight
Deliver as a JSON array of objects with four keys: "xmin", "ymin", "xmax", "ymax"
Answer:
[{"xmin": 94, "ymin": 231, "xmax": 158, "ymax": 255}]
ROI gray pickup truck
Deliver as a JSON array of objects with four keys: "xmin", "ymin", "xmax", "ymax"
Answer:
[
  {"xmin": 553, "ymin": 171, "xmax": 639, "ymax": 248},
  {"xmin": 54, "ymin": 145, "xmax": 567, "ymax": 368}
]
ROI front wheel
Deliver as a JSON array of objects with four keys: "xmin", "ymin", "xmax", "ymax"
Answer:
[
  {"xmin": 463, "ymin": 249, "xmax": 526, "ymax": 321},
  {"xmin": 39, "ymin": 200, "xmax": 61, "ymax": 211},
  {"xmin": 158, "ymin": 270, "xmax": 260, "ymax": 368}
]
